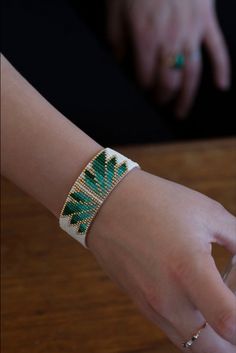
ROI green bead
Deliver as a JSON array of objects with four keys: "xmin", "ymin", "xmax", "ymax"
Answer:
[
  {"xmin": 117, "ymin": 163, "xmax": 128, "ymax": 177},
  {"xmin": 71, "ymin": 214, "xmax": 81, "ymax": 224},
  {"xmin": 62, "ymin": 149, "xmax": 133, "ymax": 234},
  {"xmin": 70, "ymin": 191, "xmax": 93, "ymax": 204},
  {"xmin": 79, "ymin": 223, "xmax": 88, "ymax": 233},
  {"xmin": 106, "ymin": 157, "xmax": 116, "ymax": 188}
]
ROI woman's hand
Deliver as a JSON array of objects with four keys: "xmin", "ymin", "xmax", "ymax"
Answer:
[
  {"xmin": 87, "ymin": 168, "xmax": 236, "ymax": 352},
  {"xmin": 107, "ymin": 0, "xmax": 230, "ymax": 117}
]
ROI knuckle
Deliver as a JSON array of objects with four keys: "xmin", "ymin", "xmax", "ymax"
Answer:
[
  {"xmin": 203, "ymin": 196, "xmax": 224, "ymax": 216},
  {"xmin": 144, "ymin": 286, "xmax": 165, "ymax": 316},
  {"xmin": 215, "ymin": 309, "xmax": 236, "ymax": 339},
  {"xmin": 170, "ymin": 257, "xmax": 192, "ymax": 283},
  {"xmin": 170, "ymin": 253, "xmax": 206, "ymax": 286},
  {"xmin": 212, "ymin": 200, "xmax": 226, "ymax": 214}
]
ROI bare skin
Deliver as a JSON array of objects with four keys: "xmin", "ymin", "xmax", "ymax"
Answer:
[
  {"xmin": 1, "ymin": 55, "xmax": 236, "ymax": 352},
  {"xmin": 107, "ymin": 0, "xmax": 230, "ymax": 117}
]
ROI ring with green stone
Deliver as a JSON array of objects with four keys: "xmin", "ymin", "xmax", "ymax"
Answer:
[{"xmin": 171, "ymin": 53, "xmax": 185, "ymax": 69}]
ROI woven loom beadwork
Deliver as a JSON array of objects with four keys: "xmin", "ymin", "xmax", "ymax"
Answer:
[{"xmin": 59, "ymin": 148, "xmax": 139, "ymax": 247}]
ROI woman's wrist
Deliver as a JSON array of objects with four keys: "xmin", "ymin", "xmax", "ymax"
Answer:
[
  {"xmin": 1, "ymin": 55, "xmax": 103, "ymax": 219},
  {"xmin": 58, "ymin": 147, "xmax": 140, "ymax": 247}
]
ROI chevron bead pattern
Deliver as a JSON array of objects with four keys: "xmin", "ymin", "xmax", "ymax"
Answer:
[{"xmin": 59, "ymin": 148, "xmax": 139, "ymax": 248}]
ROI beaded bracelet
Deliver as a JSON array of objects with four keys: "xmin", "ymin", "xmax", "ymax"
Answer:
[{"xmin": 59, "ymin": 148, "xmax": 140, "ymax": 248}]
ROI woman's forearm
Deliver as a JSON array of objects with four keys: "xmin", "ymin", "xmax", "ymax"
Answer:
[
  {"xmin": 1, "ymin": 55, "xmax": 102, "ymax": 218},
  {"xmin": 2, "ymin": 56, "xmax": 236, "ymax": 352}
]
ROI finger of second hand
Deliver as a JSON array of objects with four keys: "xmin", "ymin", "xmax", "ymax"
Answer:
[
  {"xmin": 175, "ymin": 48, "xmax": 202, "ymax": 119},
  {"xmin": 155, "ymin": 66, "xmax": 182, "ymax": 105},
  {"xmin": 204, "ymin": 15, "xmax": 231, "ymax": 91},
  {"xmin": 132, "ymin": 26, "xmax": 160, "ymax": 88},
  {"xmin": 154, "ymin": 47, "xmax": 183, "ymax": 104}
]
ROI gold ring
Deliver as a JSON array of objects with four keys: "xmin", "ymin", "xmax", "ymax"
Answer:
[{"xmin": 183, "ymin": 322, "xmax": 207, "ymax": 349}]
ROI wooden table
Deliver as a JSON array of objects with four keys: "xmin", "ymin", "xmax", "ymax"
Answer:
[{"xmin": 1, "ymin": 138, "xmax": 236, "ymax": 353}]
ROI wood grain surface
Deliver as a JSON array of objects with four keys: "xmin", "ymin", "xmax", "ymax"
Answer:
[{"xmin": 1, "ymin": 138, "xmax": 236, "ymax": 353}]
